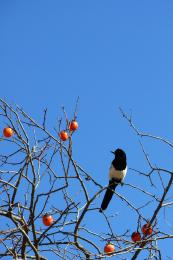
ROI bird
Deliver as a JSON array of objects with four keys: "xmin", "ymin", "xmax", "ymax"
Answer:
[{"xmin": 99, "ymin": 148, "xmax": 127, "ymax": 212}]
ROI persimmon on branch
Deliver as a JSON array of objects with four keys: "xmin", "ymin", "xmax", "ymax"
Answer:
[{"xmin": 0, "ymin": 99, "xmax": 173, "ymax": 259}]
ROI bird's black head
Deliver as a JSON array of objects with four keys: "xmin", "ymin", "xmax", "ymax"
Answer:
[
  {"xmin": 111, "ymin": 148, "xmax": 126, "ymax": 160},
  {"xmin": 111, "ymin": 148, "xmax": 127, "ymax": 170}
]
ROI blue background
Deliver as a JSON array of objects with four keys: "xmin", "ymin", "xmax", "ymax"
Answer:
[{"xmin": 1, "ymin": 1, "xmax": 173, "ymax": 259}]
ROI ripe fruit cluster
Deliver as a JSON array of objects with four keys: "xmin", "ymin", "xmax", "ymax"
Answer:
[
  {"xmin": 131, "ymin": 223, "xmax": 153, "ymax": 243},
  {"xmin": 104, "ymin": 223, "xmax": 153, "ymax": 253},
  {"xmin": 141, "ymin": 223, "xmax": 153, "ymax": 236},
  {"xmin": 59, "ymin": 119, "xmax": 78, "ymax": 142}
]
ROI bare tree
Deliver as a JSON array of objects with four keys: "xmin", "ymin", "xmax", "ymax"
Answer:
[{"xmin": 0, "ymin": 99, "xmax": 172, "ymax": 259}]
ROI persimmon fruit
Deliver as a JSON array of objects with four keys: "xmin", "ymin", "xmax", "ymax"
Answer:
[
  {"xmin": 59, "ymin": 131, "xmax": 68, "ymax": 141},
  {"xmin": 69, "ymin": 120, "xmax": 78, "ymax": 131},
  {"xmin": 104, "ymin": 243, "xmax": 115, "ymax": 254},
  {"xmin": 131, "ymin": 231, "xmax": 141, "ymax": 242},
  {"xmin": 3, "ymin": 127, "xmax": 13, "ymax": 138},
  {"xmin": 42, "ymin": 214, "xmax": 54, "ymax": 226},
  {"xmin": 141, "ymin": 223, "xmax": 153, "ymax": 236}
]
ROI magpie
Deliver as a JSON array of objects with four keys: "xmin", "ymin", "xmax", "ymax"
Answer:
[{"xmin": 99, "ymin": 148, "xmax": 127, "ymax": 212}]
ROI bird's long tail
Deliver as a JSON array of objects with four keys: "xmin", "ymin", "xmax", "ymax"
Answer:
[{"xmin": 100, "ymin": 180, "xmax": 118, "ymax": 211}]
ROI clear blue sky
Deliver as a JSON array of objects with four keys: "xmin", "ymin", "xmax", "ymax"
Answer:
[{"xmin": 1, "ymin": 1, "xmax": 173, "ymax": 259}]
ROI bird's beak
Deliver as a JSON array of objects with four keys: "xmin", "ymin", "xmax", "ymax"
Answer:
[{"xmin": 111, "ymin": 151, "xmax": 115, "ymax": 154}]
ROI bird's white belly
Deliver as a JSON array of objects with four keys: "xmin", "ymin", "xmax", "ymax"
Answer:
[{"xmin": 109, "ymin": 165, "xmax": 127, "ymax": 181}]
